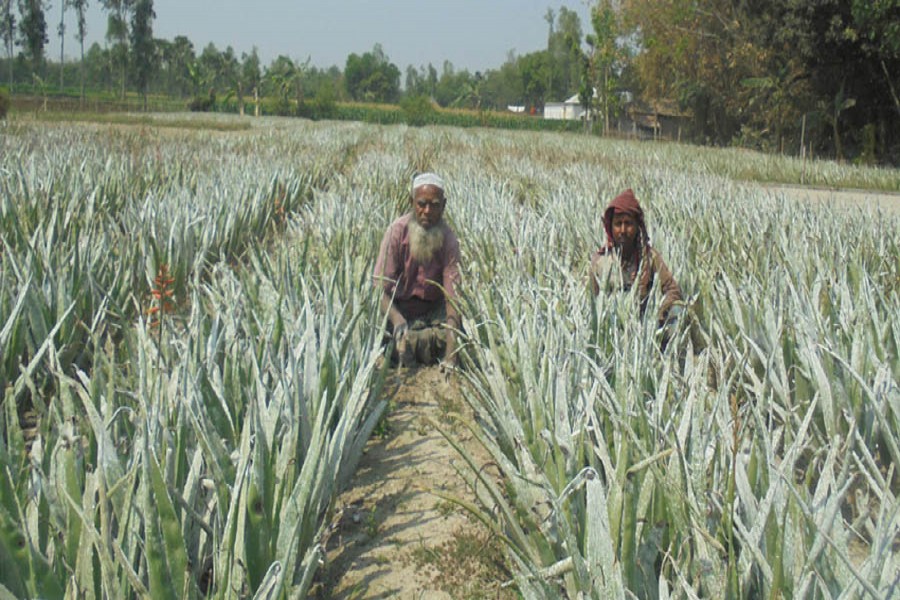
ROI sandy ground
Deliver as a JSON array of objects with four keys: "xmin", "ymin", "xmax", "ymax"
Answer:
[{"xmin": 315, "ymin": 367, "xmax": 514, "ymax": 600}]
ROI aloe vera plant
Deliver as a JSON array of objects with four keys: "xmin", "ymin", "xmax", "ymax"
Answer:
[{"xmin": 1, "ymin": 117, "xmax": 897, "ymax": 598}]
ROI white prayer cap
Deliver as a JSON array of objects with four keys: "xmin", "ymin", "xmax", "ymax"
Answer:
[{"xmin": 412, "ymin": 172, "xmax": 444, "ymax": 194}]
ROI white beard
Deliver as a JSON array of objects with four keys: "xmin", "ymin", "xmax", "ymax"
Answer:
[{"xmin": 408, "ymin": 218, "xmax": 445, "ymax": 263}]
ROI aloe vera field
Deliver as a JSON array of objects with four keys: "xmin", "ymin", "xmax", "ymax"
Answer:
[{"xmin": 1, "ymin": 115, "xmax": 899, "ymax": 599}]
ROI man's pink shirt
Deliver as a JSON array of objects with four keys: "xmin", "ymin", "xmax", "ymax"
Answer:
[{"xmin": 374, "ymin": 213, "xmax": 460, "ymax": 303}]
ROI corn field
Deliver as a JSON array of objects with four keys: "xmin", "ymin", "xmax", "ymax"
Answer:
[{"xmin": 1, "ymin": 117, "xmax": 898, "ymax": 599}]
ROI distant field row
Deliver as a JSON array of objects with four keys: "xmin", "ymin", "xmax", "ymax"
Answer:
[{"xmin": 8, "ymin": 100, "xmax": 899, "ymax": 193}]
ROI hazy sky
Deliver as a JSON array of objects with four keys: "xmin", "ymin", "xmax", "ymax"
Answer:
[{"xmin": 47, "ymin": 1, "xmax": 595, "ymax": 73}]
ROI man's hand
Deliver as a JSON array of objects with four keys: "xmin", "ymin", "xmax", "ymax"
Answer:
[
  {"xmin": 393, "ymin": 322, "xmax": 409, "ymax": 344},
  {"xmin": 393, "ymin": 322, "xmax": 416, "ymax": 367},
  {"xmin": 438, "ymin": 358, "xmax": 457, "ymax": 385}
]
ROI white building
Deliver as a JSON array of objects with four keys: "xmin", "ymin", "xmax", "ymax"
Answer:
[
  {"xmin": 543, "ymin": 93, "xmax": 586, "ymax": 120},
  {"xmin": 543, "ymin": 89, "xmax": 634, "ymax": 122}
]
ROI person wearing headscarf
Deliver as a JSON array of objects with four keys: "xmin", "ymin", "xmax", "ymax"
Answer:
[
  {"xmin": 590, "ymin": 189, "xmax": 682, "ymax": 326},
  {"xmin": 374, "ymin": 172, "xmax": 461, "ymax": 368}
]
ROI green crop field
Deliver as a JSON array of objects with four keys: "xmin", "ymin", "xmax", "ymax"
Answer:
[{"xmin": 1, "ymin": 115, "xmax": 898, "ymax": 599}]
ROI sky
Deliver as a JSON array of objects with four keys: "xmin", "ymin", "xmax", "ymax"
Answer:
[{"xmin": 46, "ymin": 1, "xmax": 595, "ymax": 73}]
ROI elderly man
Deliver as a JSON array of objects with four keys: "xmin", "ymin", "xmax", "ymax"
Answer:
[
  {"xmin": 590, "ymin": 189, "xmax": 682, "ymax": 329},
  {"xmin": 374, "ymin": 172, "xmax": 461, "ymax": 367}
]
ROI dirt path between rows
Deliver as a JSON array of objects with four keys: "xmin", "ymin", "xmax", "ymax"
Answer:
[{"xmin": 315, "ymin": 367, "xmax": 515, "ymax": 600}]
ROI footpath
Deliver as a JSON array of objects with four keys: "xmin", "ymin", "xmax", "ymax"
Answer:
[{"xmin": 315, "ymin": 367, "xmax": 515, "ymax": 599}]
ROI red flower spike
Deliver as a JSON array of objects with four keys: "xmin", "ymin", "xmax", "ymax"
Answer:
[{"xmin": 148, "ymin": 263, "xmax": 176, "ymax": 325}]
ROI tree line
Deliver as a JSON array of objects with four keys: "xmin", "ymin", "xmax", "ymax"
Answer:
[
  {"xmin": 618, "ymin": 0, "xmax": 900, "ymax": 163},
  {"xmin": 1, "ymin": 1, "xmax": 898, "ymax": 164}
]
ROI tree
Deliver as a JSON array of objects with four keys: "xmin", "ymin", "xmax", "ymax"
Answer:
[
  {"xmin": 517, "ymin": 50, "xmax": 550, "ymax": 109},
  {"xmin": 544, "ymin": 7, "xmax": 554, "ymax": 96},
  {"xmin": 100, "ymin": 0, "xmax": 133, "ymax": 98},
  {"xmin": 264, "ymin": 54, "xmax": 299, "ymax": 113},
  {"xmin": 849, "ymin": 0, "xmax": 900, "ymax": 159},
  {"xmin": 405, "ymin": 64, "xmax": 423, "ymax": 96},
  {"xmin": 621, "ymin": 0, "xmax": 760, "ymax": 143},
  {"xmin": 56, "ymin": 0, "xmax": 63, "ymax": 87},
  {"xmin": 68, "ymin": 0, "xmax": 88, "ymax": 103},
  {"xmin": 614, "ymin": 0, "xmax": 900, "ymax": 160},
  {"xmin": 739, "ymin": 57, "xmax": 812, "ymax": 153},
  {"xmin": 154, "ymin": 35, "xmax": 194, "ymax": 97},
  {"xmin": 83, "ymin": 40, "xmax": 112, "ymax": 90},
  {"xmin": 480, "ymin": 53, "xmax": 523, "ymax": 110},
  {"xmin": 552, "ymin": 7, "xmax": 583, "ymax": 97},
  {"xmin": 196, "ymin": 42, "xmax": 224, "ymax": 92},
  {"xmin": 1, "ymin": 0, "xmax": 15, "ymax": 88},
  {"xmin": 584, "ymin": 0, "xmax": 622, "ymax": 134},
  {"xmin": 344, "ymin": 43, "xmax": 400, "ymax": 103},
  {"xmin": 432, "ymin": 62, "xmax": 479, "ymax": 108},
  {"xmin": 743, "ymin": 0, "xmax": 900, "ymax": 160},
  {"xmin": 433, "ymin": 60, "xmax": 457, "ymax": 106},
  {"xmin": 452, "ymin": 71, "xmax": 485, "ymax": 110},
  {"xmin": 129, "ymin": 0, "xmax": 153, "ymax": 108},
  {"xmin": 217, "ymin": 45, "xmax": 241, "ymax": 112},
  {"xmin": 850, "ymin": 0, "xmax": 900, "ymax": 118},
  {"xmin": 426, "ymin": 62, "xmax": 437, "ymax": 98},
  {"xmin": 241, "ymin": 47, "xmax": 260, "ymax": 116},
  {"xmin": 166, "ymin": 34, "xmax": 193, "ymax": 96},
  {"xmin": 17, "ymin": 0, "xmax": 48, "ymax": 78}
]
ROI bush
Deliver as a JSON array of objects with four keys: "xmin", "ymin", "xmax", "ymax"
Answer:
[
  {"xmin": 400, "ymin": 95, "xmax": 436, "ymax": 127},
  {"xmin": 268, "ymin": 97, "xmax": 292, "ymax": 117},
  {"xmin": 309, "ymin": 82, "xmax": 337, "ymax": 120},
  {"xmin": 0, "ymin": 88, "xmax": 9, "ymax": 119},
  {"xmin": 858, "ymin": 123, "xmax": 877, "ymax": 166},
  {"xmin": 335, "ymin": 102, "xmax": 404, "ymax": 125},
  {"xmin": 296, "ymin": 85, "xmax": 338, "ymax": 121},
  {"xmin": 188, "ymin": 89, "xmax": 216, "ymax": 112}
]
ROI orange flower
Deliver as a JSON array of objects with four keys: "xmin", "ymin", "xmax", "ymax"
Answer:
[{"xmin": 148, "ymin": 263, "xmax": 176, "ymax": 328}]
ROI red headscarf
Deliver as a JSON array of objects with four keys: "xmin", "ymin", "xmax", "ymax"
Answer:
[{"xmin": 601, "ymin": 188, "xmax": 649, "ymax": 251}]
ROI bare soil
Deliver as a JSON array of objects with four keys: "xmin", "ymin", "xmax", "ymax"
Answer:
[{"xmin": 315, "ymin": 367, "xmax": 515, "ymax": 600}]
